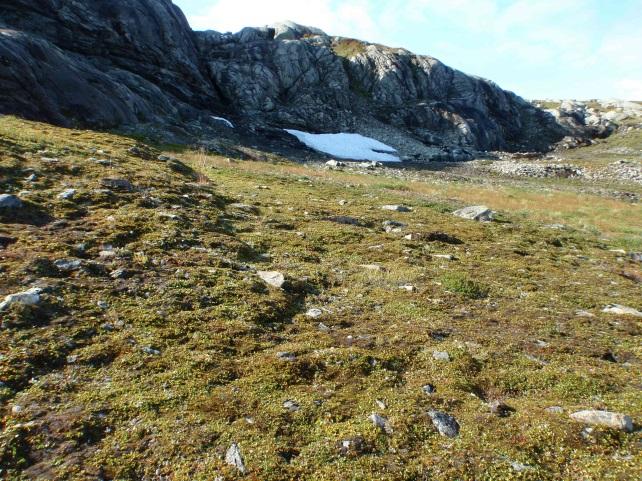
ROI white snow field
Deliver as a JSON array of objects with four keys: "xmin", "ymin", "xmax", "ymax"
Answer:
[{"xmin": 285, "ymin": 129, "xmax": 401, "ymax": 162}]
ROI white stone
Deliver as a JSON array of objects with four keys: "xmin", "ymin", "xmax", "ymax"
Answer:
[
  {"xmin": 602, "ymin": 304, "xmax": 642, "ymax": 317},
  {"xmin": 225, "ymin": 443, "xmax": 246, "ymax": 474},
  {"xmin": 306, "ymin": 308, "xmax": 323, "ymax": 319},
  {"xmin": 57, "ymin": 188, "xmax": 76, "ymax": 200},
  {"xmin": 453, "ymin": 205, "xmax": 494, "ymax": 222},
  {"xmin": 570, "ymin": 410, "xmax": 633, "ymax": 432},
  {"xmin": 257, "ymin": 270, "xmax": 285, "ymax": 288},
  {"xmin": 382, "ymin": 205, "xmax": 411, "ymax": 212},
  {"xmin": 433, "ymin": 351, "xmax": 450, "ymax": 361},
  {"xmin": 369, "ymin": 413, "xmax": 393, "ymax": 434},
  {"xmin": 0, "ymin": 287, "xmax": 43, "ymax": 312}
]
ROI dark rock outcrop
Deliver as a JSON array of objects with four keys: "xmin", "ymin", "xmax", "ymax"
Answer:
[{"xmin": 0, "ymin": 0, "xmax": 568, "ymax": 158}]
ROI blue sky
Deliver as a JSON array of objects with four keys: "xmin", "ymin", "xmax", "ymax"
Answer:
[{"xmin": 175, "ymin": 0, "xmax": 642, "ymax": 100}]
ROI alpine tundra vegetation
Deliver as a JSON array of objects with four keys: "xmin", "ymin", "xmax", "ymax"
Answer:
[{"xmin": 0, "ymin": 1, "xmax": 641, "ymax": 480}]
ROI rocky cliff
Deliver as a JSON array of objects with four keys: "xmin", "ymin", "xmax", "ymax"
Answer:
[{"xmin": 0, "ymin": 0, "xmax": 568, "ymax": 160}]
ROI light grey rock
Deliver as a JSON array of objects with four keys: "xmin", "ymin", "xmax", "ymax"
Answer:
[
  {"xmin": 422, "ymin": 384, "xmax": 436, "ymax": 395},
  {"xmin": 97, "ymin": 301, "xmax": 109, "ymax": 310},
  {"xmin": 629, "ymin": 252, "xmax": 642, "ymax": 263},
  {"xmin": 225, "ymin": 443, "xmax": 246, "ymax": 474},
  {"xmin": 511, "ymin": 461, "xmax": 533, "ymax": 472},
  {"xmin": 369, "ymin": 413, "xmax": 393, "ymax": 434},
  {"xmin": 602, "ymin": 304, "xmax": 642, "ymax": 317},
  {"xmin": 141, "ymin": 346, "xmax": 161, "ymax": 356},
  {"xmin": 283, "ymin": 400, "xmax": 300, "ymax": 412},
  {"xmin": 453, "ymin": 205, "xmax": 494, "ymax": 222},
  {"xmin": 229, "ymin": 203, "xmax": 258, "ymax": 213},
  {"xmin": 545, "ymin": 406, "xmax": 564, "ymax": 414},
  {"xmin": 0, "ymin": 287, "xmax": 43, "ymax": 312},
  {"xmin": 57, "ymin": 188, "xmax": 77, "ymax": 200},
  {"xmin": 306, "ymin": 308, "xmax": 323, "ymax": 319},
  {"xmin": 257, "ymin": 270, "xmax": 286, "ymax": 288},
  {"xmin": 359, "ymin": 264, "xmax": 384, "ymax": 272},
  {"xmin": 382, "ymin": 220, "xmax": 406, "ymax": 233},
  {"xmin": 110, "ymin": 268, "xmax": 130, "ymax": 279},
  {"xmin": 276, "ymin": 351, "xmax": 296, "ymax": 362},
  {"xmin": 0, "ymin": 194, "xmax": 23, "ymax": 209},
  {"xmin": 432, "ymin": 351, "xmax": 450, "ymax": 362},
  {"xmin": 570, "ymin": 410, "xmax": 633, "ymax": 432},
  {"xmin": 428, "ymin": 410, "xmax": 460, "ymax": 438},
  {"xmin": 489, "ymin": 400, "xmax": 511, "ymax": 417},
  {"xmin": 326, "ymin": 159, "xmax": 346, "ymax": 168},
  {"xmin": 382, "ymin": 205, "xmax": 411, "ymax": 212},
  {"xmin": 54, "ymin": 258, "xmax": 83, "ymax": 272},
  {"xmin": 271, "ymin": 21, "xmax": 327, "ymax": 41},
  {"xmin": 432, "ymin": 254, "xmax": 455, "ymax": 261}
]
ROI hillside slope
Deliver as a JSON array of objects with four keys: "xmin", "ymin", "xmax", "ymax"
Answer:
[
  {"xmin": 1, "ymin": 117, "xmax": 640, "ymax": 480},
  {"xmin": 0, "ymin": 0, "xmax": 565, "ymax": 158}
]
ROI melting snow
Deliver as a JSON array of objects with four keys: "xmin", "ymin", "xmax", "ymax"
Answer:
[
  {"xmin": 211, "ymin": 116, "xmax": 234, "ymax": 128},
  {"xmin": 285, "ymin": 129, "xmax": 401, "ymax": 162}
]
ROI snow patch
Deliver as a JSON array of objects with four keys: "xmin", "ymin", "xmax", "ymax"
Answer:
[
  {"xmin": 285, "ymin": 129, "xmax": 401, "ymax": 162},
  {"xmin": 211, "ymin": 116, "xmax": 234, "ymax": 128}
]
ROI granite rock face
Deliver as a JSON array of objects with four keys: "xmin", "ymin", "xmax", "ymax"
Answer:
[{"xmin": 0, "ymin": 0, "xmax": 570, "ymax": 157}]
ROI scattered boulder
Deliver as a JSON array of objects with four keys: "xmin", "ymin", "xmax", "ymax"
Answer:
[
  {"xmin": 432, "ymin": 254, "xmax": 456, "ymax": 261},
  {"xmin": 360, "ymin": 264, "xmax": 384, "ymax": 272},
  {"xmin": 369, "ymin": 413, "xmax": 393, "ymax": 434},
  {"xmin": 229, "ymin": 203, "xmax": 259, "ymax": 213},
  {"xmin": 453, "ymin": 205, "xmax": 494, "ymax": 222},
  {"xmin": 428, "ymin": 410, "xmax": 460, "ymax": 438},
  {"xmin": 489, "ymin": 400, "xmax": 512, "ymax": 417},
  {"xmin": 602, "ymin": 304, "xmax": 642, "ymax": 317},
  {"xmin": 225, "ymin": 443, "xmax": 246, "ymax": 474},
  {"xmin": 257, "ymin": 271, "xmax": 285, "ymax": 288},
  {"xmin": 0, "ymin": 194, "xmax": 23, "ymax": 209},
  {"xmin": 306, "ymin": 308, "xmax": 323, "ymax": 319},
  {"xmin": 382, "ymin": 220, "xmax": 406, "ymax": 233},
  {"xmin": 100, "ymin": 178, "xmax": 133, "ymax": 191},
  {"xmin": 57, "ymin": 188, "xmax": 77, "ymax": 200},
  {"xmin": 382, "ymin": 205, "xmax": 411, "ymax": 212},
  {"xmin": 326, "ymin": 160, "xmax": 346, "ymax": 168},
  {"xmin": 570, "ymin": 410, "xmax": 633, "ymax": 432},
  {"xmin": 545, "ymin": 406, "xmax": 564, "ymax": 414},
  {"xmin": 276, "ymin": 351, "xmax": 296, "ymax": 362},
  {"xmin": 338, "ymin": 436, "xmax": 368, "ymax": 457},
  {"xmin": 422, "ymin": 384, "xmax": 436, "ymax": 395},
  {"xmin": 283, "ymin": 400, "xmax": 300, "ymax": 412},
  {"xmin": 54, "ymin": 258, "xmax": 83, "ymax": 272},
  {"xmin": 432, "ymin": 351, "xmax": 450, "ymax": 362},
  {"xmin": 0, "ymin": 287, "xmax": 43, "ymax": 312}
]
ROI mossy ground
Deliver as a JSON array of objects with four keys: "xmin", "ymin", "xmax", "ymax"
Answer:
[{"xmin": 1, "ymin": 116, "xmax": 641, "ymax": 480}]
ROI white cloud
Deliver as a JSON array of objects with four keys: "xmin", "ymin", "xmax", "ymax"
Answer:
[{"xmin": 187, "ymin": 0, "xmax": 380, "ymax": 40}]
